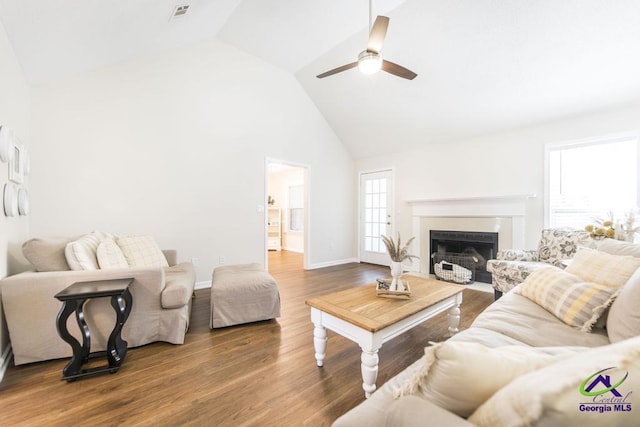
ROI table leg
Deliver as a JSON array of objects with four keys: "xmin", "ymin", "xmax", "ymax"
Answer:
[
  {"xmin": 360, "ymin": 349, "xmax": 379, "ymax": 398},
  {"xmin": 56, "ymin": 300, "xmax": 83, "ymax": 381},
  {"xmin": 448, "ymin": 301, "xmax": 461, "ymax": 335},
  {"xmin": 76, "ymin": 299, "xmax": 91, "ymax": 363},
  {"xmin": 122, "ymin": 287, "xmax": 133, "ymax": 320},
  {"xmin": 313, "ymin": 324, "xmax": 327, "ymax": 367},
  {"xmin": 107, "ymin": 292, "xmax": 130, "ymax": 370}
]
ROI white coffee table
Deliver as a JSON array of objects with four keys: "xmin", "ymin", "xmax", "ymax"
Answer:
[{"xmin": 306, "ymin": 275, "xmax": 464, "ymax": 398}]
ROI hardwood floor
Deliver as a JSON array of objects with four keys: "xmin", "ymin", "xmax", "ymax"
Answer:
[{"xmin": 0, "ymin": 251, "xmax": 494, "ymax": 426}]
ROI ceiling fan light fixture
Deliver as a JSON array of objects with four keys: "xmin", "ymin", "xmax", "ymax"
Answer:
[
  {"xmin": 316, "ymin": 12, "xmax": 416, "ymax": 80},
  {"xmin": 358, "ymin": 51, "xmax": 382, "ymax": 75}
]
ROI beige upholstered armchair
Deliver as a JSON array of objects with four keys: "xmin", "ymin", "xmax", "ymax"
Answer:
[{"xmin": 486, "ymin": 228, "xmax": 592, "ymax": 298}]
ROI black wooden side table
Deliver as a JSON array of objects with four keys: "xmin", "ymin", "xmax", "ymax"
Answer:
[{"xmin": 54, "ymin": 278, "xmax": 133, "ymax": 381}]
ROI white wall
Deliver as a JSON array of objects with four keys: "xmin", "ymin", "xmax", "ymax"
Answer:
[
  {"xmin": 0, "ymin": 19, "xmax": 31, "ymax": 367},
  {"xmin": 356, "ymin": 102, "xmax": 640, "ymax": 253},
  {"xmin": 29, "ymin": 38, "xmax": 356, "ymax": 283}
]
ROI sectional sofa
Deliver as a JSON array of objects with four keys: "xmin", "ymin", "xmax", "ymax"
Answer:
[{"xmin": 334, "ymin": 239, "xmax": 640, "ymax": 426}]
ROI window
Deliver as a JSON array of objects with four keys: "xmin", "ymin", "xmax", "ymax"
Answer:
[
  {"xmin": 289, "ymin": 185, "xmax": 304, "ymax": 231},
  {"xmin": 546, "ymin": 134, "xmax": 639, "ymax": 228}
]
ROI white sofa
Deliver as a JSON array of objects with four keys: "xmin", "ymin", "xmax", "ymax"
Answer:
[
  {"xmin": 0, "ymin": 234, "xmax": 195, "ymax": 365},
  {"xmin": 334, "ymin": 239, "xmax": 640, "ymax": 426}
]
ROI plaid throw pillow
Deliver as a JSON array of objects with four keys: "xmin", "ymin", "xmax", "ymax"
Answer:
[
  {"xmin": 565, "ymin": 247, "xmax": 640, "ymax": 287},
  {"xmin": 514, "ymin": 266, "xmax": 620, "ymax": 332},
  {"xmin": 116, "ymin": 235, "xmax": 169, "ymax": 268}
]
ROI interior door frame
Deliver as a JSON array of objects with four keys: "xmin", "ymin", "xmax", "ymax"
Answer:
[
  {"xmin": 358, "ymin": 168, "xmax": 395, "ymax": 265},
  {"xmin": 264, "ymin": 157, "xmax": 310, "ymax": 270}
]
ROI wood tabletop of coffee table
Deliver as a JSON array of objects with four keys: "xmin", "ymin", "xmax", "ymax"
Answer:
[
  {"xmin": 305, "ymin": 275, "xmax": 464, "ymax": 332},
  {"xmin": 306, "ymin": 274, "xmax": 465, "ymax": 398}
]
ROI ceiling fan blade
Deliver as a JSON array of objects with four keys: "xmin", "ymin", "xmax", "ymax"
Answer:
[
  {"xmin": 367, "ymin": 16, "xmax": 389, "ymax": 54},
  {"xmin": 316, "ymin": 62, "xmax": 358, "ymax": 79},
  {"xmin": 382, "ymin": 60, "xmax": 418, "ymax": 80}
]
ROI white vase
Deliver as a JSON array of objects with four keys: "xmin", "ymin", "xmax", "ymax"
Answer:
[
  {"xmin": 615, "ymin": 223, "xmax": 636, "ymax": 242},
  {"xmin": 390, "ymin": 261, "xmax": 403, "ymax": 291}
]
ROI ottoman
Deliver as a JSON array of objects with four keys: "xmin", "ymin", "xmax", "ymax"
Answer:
[{"xmin": 210, "ymin": 263, "xmax": 281, "ymax": 328}]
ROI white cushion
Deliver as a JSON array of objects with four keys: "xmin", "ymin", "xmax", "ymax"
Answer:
[
  {"xmin": 116, "ymin": 235, "xmax": 168, "ymax": 268},
  {"xmin": 608, "ymin": 267, "xmax": 640, "ymax": 342},
  {"xmin": 65, "ymin": 232, "xmax": 104, "ymax": 270},
  {"xmin": 96, "ymin": 239, "xmax": 129, "ymax": 269},
  {"xmin": 596, "ymin": 238, "xmax": 640, "ymax": 258},
  {"xmin": 565, "ymin": 247, "xmax": 640, "ymax": 287},
  {"xmin": 394, "ymin": 341, "xmax": 584, "ymax": 418},
  {"xmin": 469, "ymin": 335, "xmax": 640, "ymax": 427}
]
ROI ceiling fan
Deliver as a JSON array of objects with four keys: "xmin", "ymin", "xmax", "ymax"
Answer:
[{"xmin": 316, "ymin": 0, "xmax": 417, "ymax": 80}]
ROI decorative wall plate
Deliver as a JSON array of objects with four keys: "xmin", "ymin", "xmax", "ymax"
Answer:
[
  {"xmin": 0, "ymin": 125, "xmax": 12, "ymax": 163},
  {"xmin": 3, "ymin": 182, "xmax": 18, "ymax": 217},
  {"xmin": 18, "ymin": 188, "xmax": 29, "ymax": 216}
]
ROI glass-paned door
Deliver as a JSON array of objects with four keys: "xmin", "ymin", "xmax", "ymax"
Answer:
[{"xmin": 360, "ymin": 170, "xmax": 393, "ymax": 265}]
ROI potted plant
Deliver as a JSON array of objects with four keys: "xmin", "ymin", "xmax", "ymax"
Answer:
[{"xmin": 381, "ymin": 233, "xmax": 419, "ymax": 291}]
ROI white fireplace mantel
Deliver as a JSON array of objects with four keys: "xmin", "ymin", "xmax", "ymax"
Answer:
[
  {"xmin": 408, "ymin": 194, "xmax": 536, "ymax": 274},
  {"xmin": 407, "ymin": 194, "xmax": 536, "ymax": 217}
]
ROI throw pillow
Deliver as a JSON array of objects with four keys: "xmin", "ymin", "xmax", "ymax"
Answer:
[
  {"xmin": 116, "ymin": 235, "xmax": 168, "ymax": 268},
  {"xmin": 22, "ymin": 237, "xmax": 72, "ymax": 271},
  {"xmin": 65, "ymin": 232, "xmax": 103, "ymax": 270},
  {"xmin": 514, "ymin": 266, "xmax": 620, "ymax": 332},
  {"xmin": 565, "ymin": 247, "xmax": 640, "ymax": 287},
  {"xmin": 607, "ymin": 267, "xmax": 640, "ymax": 343},
  {"xmin": 96, "ymin": 239, "xmax": 129, "ymax": 269},
  {"xmin": 468, "ymin": 335, "xmax": 640, "ymax": 427},
  {"xmin": 394, "ymin": 341, "xmax": 583, "ymax": 418}
]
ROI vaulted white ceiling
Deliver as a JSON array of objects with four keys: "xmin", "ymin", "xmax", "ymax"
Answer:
[{"xmin": 1, "ymin": 0, "xmax": 640, "ymax": 159}]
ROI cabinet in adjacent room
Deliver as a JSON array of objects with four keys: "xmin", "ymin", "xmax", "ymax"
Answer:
[{"xmin": 267, "ymin": 207, "xmax": 282, "ymax": 251}]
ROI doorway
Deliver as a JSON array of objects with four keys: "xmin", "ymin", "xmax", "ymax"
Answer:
[
  {"xmin": 266, "ymin": 160, "xmax": 309, "ymax": 270},
  {"xmin": 359, "ymin": 169, "xmax": 394, "ymax": 265}
]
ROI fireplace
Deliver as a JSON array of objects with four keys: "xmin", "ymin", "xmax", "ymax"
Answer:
[{"xmin": 430, "ymin": 230, "xmax": 499, "ymax": 284}]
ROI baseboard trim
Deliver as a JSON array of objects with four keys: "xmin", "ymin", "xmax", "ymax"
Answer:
[
  {"xmin": 0, "ymin": 344, "xmax": 13, "ymax": 383},
  {"xmin": 307, "ymin": 258, "xmax": 359, "ymax": 270},
  {"xmin": 194, "ymin": 280, "xmax": 212, "ymax": 290}
]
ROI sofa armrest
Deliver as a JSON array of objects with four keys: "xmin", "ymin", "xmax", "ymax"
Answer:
[
  {"xmin": 161, "ymin": 262, "xmax": 196, "ymax": 309},
  {"xmin": 384, "ymin": 396, "xmax": 474, "ymax": 427},
  {"xmin": 162, "ymin": 249, "xmax": 177, "ymax": 266},
  {"xmin": 496, "ymin": 249, "xmax": 539, "ymax": 262},
  {"xmin": 486, "ymin": 259, "xmax": 550, "ymax": 294}
]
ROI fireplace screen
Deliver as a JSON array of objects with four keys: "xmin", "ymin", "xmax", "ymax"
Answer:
[{"xmin": 430, "ymin": 230, "xmax": 498, "ymax": 284}]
